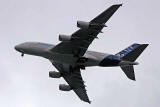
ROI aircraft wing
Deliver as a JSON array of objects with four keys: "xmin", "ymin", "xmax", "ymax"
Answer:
[
  {"xmin": 62, "ymin": 69, "xmax": 91, "ymax": 103},
  {"xmin": 51, "ymin": 61, "xmax": 91, "ymax": 103},
  {"xmin": 51, "ymin": 4, "xmax": 122, "ymax": 57}
]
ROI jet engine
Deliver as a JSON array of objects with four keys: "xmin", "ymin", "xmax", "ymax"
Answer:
[
  {"xmin": 77, "ymin": 21, "xmax": 90, "ymax": 29},
  {"xmin": 59, "ymin": 84, "xmax": 71, "ymax": 91},
  {"xmin": 49, "ymin": 71, "xmax": 61, "ymax": 78},
  {"xmin": 77, "ymin": 21, "xmax": 106, "ymax": 30},
  {"xmin": 59, "ymin": 34, "xmax": 71, "ymax": 41}
]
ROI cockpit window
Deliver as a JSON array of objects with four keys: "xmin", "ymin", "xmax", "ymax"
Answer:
[{"xmin": 37, "ymin": 43, "xmax": 54, "ymax": 47}]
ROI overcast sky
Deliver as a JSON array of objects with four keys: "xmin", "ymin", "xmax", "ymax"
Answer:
[{"xmin": 0, "ymin": 0, "xmax": 160, "ymax": 107}]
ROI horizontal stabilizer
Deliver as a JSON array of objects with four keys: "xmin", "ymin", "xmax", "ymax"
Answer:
[{"xmin": 121, "ymin": 65, "xmax": 135, "ymax": 81}]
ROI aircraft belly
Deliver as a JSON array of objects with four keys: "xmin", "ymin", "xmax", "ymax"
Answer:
[
  {"xmin": 83, "ymin": 59, "xmax": 100, "ymax": 67},
  {"xmin": 50, "ymin": 51, "xmax": 110, "ymax": 67},
  {"xmin": 82, "ymin": 51, "xmax": 109, "ymax": 67},
  {"xmin": 51, "ymin": 52, "xmax": 77, "ymax": 64}
]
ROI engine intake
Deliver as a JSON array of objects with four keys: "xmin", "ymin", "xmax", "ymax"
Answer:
[
  {"xmin": 59, "ymin": 34, "xmax": 71, "ymax": 41},
  {"xmin": 49, "ymin": 71, "xmax": 61, "ymax": 78},
  {"xmin": 77, "ymin": 21, "xmax": 90, "ymax": 29},
  {"xmin": 59, "ymin": 84, "xmax": 71, "ymax": 91}
]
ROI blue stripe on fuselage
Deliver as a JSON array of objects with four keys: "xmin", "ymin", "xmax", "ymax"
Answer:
[
  {"xmin": 37, "ymin": 42, "xmax": 55, "ymax": 47},
  {"xmin": 99, "ymin": 55, "xmax": 121, "ymax": 67}
]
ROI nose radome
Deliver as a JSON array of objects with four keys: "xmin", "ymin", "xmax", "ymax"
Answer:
[
  {"xmin": 15, "ymin": 44, "xmax": 23, "ymax": 52},
  {"xmin": 15, "ymin": 42, "xmax": 32, "ymax": 52},
  {"xmin": 15, "ymin": 45, "xmax": 19, "ymax": 51}
]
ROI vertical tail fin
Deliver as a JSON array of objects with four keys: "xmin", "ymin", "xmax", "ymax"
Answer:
[
  {"xmin": 116, "ymin": 43, "xmax": 148, "ymax": 81},
  {"xmin": 116, "ymin": 43, "xmax": 148, "ymax": 62}
]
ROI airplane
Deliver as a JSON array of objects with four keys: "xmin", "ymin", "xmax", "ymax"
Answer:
[{"xmin": 15, "ymin": 4, "xmax": 148, "ymax": 103}]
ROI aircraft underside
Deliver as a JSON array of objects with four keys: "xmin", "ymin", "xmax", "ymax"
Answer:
[
  {"xmin": 14, "ymin": 4, "xmax": 148, "ymax": 104},
  {"xmin": 49, "ymin": 51, "xmax": 108, "ymax": 67}
]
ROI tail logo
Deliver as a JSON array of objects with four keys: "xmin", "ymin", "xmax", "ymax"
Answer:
[{"xmin": 116, "ymin": 43, "xmax": 140, "ymax": 57}]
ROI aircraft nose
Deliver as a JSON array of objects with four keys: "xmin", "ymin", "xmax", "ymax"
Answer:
[
  {"xmin": 15, "ymin": 45, "xmax": 21, "ymax": 51},
  {"xmin": 15, "ymin": 43, "xmax": 25, "ymax": 52}
]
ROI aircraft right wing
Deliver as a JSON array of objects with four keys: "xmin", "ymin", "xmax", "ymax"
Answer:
[
  {"xmin": 90, "ymin": 4, "xmax": 122, "ymax": 24},
  {"xmin": 51, "ymin": 4, "xmax": 122, "ymax": 57}
]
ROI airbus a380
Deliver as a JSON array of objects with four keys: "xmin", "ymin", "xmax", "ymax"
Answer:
[{"xmin": 15, "ymin": 4, "xmax": 148, "ymax": 103}]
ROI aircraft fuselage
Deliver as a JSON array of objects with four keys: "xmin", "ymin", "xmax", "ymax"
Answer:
[{"xmin": 15, "ymin": 42, "xmax": 124, "ymax": 67}]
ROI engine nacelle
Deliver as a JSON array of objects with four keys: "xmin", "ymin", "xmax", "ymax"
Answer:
[
  {"xmin": 49, "ymin": 71, "xmax": 61, "ymax": 78},
  {"xmin": 77, "ymin": 21, "xmax": 107, "ymax": 30},
  {"xmin": 77, "ymin": 21, "xmax": 90, "ymax": 29},
  {"xmin": 59, "ymin": 84, "xmax": 71, "ymax": 91},
  {"xmin": 59, "ymin": 34, "xmax": 71, "ymax": 41}
]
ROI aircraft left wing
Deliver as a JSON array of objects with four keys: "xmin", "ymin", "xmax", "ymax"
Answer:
[
  {"xmin": 63, "ymin": 69, "xmax": 91, "ymax": 103},
  {"xmin": 51, "ymin": 61, "xmax": 91, "ymax": 103},
  {"xmin": 51, "ymin": 4, "xmax": 122, "ymax": 57}
]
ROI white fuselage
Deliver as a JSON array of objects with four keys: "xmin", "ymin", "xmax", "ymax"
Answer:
[{"xmin": 15, "ymin": 42, "xmax": 121, "ymax": 67}]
